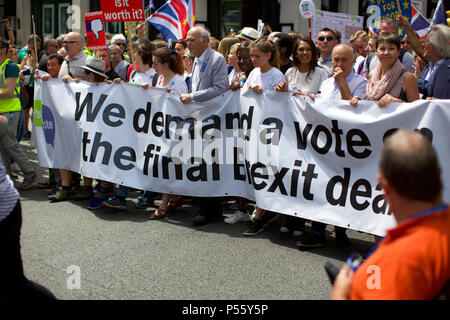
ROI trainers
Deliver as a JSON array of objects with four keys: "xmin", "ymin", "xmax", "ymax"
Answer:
[
  {"xmin": 296, "ymin": 232, "xmax": 327, "ymax": 251},
  {"xmin": 261, "ymin": 212, "xmax": 280, "ymax": 228},
  {"xmin": 243, "ymin": 219, "xmax": 264, "ymax": 236},
  {"xmin": 50, "ymin": 188, "xmax": 72, "ymax": 202},
  {"xmin": 228, "ymin": 201, "xmax": 239, "ymax": 210},
  {"xmin": 224, "ymin": 210, "xmax": 250, "ymax": 224},
  {"xmin": 17, "ymin": 174, "xmax": 38, "ymax": 191},
  {"xmin": 72, "ymin": 186, "xmax": 94, "ymax": 200},
  {"xmin": 280, "ymin": 216, "xmax": 305, "ymax": 236},
  {"xmin": 102, "ymin": 197, "xmax": 127, "ymax": 210},
  {"xmin": 88, "ymin": 197, "xmax": 104, "ymax": 210},
  {"xmin": 94, "ymin": 183, "xmax": 115, "ymax": 197},
  {"xmin": 135, "ymin": 196, "xmax": 157, "ymax": 209}
]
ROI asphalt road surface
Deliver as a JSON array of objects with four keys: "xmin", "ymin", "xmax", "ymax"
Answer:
[{"xmin": 16, "ymin": 140, "xmax": 375, "ymax": 300}]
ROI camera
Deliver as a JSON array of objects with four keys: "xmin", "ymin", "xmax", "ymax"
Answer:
[{"xmin": 20, "ymin": 66, "xmax": 34, "ymax": 76}]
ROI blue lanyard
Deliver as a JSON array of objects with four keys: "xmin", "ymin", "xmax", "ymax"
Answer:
[
  {"xmin": 365, "ymin": 204, "xmax": 447, "ymax": 260},
  {"xmin": 411, "ymin": 203, "xmax": 447, "ymax": 220}
]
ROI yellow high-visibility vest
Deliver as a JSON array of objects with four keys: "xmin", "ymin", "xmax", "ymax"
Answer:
[{"xmin": 0, "ymin": 58, "xmax": 21, "ymax": 113}]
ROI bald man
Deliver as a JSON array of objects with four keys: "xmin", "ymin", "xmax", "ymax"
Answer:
[
  {"xmin": 297, "ymin": 44, "xmax": 368, "ymax": 250},
  {"xmin": 332, "ymin": 129, "xmax": 450, "ymax": 300},
  {"xmin": 58, "ymin": 32, "xmax": 88, "ymax": 79},
  {"xmin": 317, "ymin": 44, "xmax": 367, "ymax": 101}
]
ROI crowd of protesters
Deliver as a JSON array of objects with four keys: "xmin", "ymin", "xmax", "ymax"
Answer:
[{"xmin": 1, "ymin": 14, "xmax": 450, "ymax": 300}]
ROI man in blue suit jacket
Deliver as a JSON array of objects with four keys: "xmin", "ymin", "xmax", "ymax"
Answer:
[
  {"xmin": 180, "ymin": 27, "xmax": 229, "ymax": 226},
  {"xmin": 180, "ymin": 27, "xmax": 228, "ymax": 103}
]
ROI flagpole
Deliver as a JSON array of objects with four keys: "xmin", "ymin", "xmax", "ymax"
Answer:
[
  {"xmin": 126, "ymin": 21, "xmax": 136, "ymax": 71},
  {"xmin": 31, "ymin": 15, "xmax": 39, "ymax": 69}
]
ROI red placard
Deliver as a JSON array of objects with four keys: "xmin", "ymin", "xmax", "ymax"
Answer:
[
  {"xmin": 100, "ymin": 0, "xmax": 145, "ymax": 22},
  {"xmin": 85, "ymin": 12, "xmax": 107, "ymax": 50}
]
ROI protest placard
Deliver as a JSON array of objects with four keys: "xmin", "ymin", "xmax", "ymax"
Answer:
[
  {"xmin": 311, "ymin": 10, "xmax": 363, "ymax": 44},
  {"xmin": 84, "ymin": 11, "xmax": 106, "ymax": 50},
  {"xmin": 34, "ymin": 80, "xmax": 450, "ymax": 236},
  {"xmin": 100, "ymin": 0, "xmax": 145, "ymax": 22}
]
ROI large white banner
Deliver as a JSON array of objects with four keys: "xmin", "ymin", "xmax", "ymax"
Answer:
[{"xmin": 34, "ymin": 79, "xmax": 450, "ymax": 236}]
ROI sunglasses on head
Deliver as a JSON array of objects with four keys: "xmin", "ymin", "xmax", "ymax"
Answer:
[{"xmin": 318, "ymin": 36, "xmax": 335, "ymax": 42}]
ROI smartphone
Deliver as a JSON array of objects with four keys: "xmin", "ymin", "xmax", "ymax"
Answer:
[{"xmin": 324, "ymin": 262, "xmax": 340, "ymax": 284}]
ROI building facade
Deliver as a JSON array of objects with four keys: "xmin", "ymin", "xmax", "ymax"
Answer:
[{"xmin": 0, "ymin": 0, "xmax": 440, "ymax": 46}]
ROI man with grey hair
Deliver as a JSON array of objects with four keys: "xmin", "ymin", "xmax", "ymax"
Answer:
[
  {"xmin": 398, "ymin": 14, "xmax": 450, "ymax": 99},
  {"xmin": 297, "ymin": 44, "xmax": 367, "ymax": 250},
  {"xmin": 109, "ymin": 44, "xmax": 129, "ymax": 81},
  {"xmin": 180, "ymin": 26, "xmax": 228, "ymax": 103},
  {"xmin": 110, "ymin": 34, "xmax": 129, "ymax": 62},
  {"xmin": 179, "ymin": 26, "xmax": 229, "ymax": 226}
]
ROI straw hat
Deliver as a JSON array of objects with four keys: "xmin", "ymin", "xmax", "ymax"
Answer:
[
  {"xmin": 236, "ymin": 27, "xmax": 259, "ymax": 41},
  {"xmin": 82, "ymin": 56, "xmax": 109, "ymax": 79}
]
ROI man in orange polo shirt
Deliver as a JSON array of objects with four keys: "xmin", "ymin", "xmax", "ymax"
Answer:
[{"xmin": 331, "ymin": 129, "xmax": 450, "ymax": 300}]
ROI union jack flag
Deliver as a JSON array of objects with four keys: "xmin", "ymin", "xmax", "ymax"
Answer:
[
  {"xmin": 410, "ymin": 5, "xmax": 430, "ymax": 40},
  {"xmin": 147, "ymin": 0, "xmax": 196, "ymax": 41}
]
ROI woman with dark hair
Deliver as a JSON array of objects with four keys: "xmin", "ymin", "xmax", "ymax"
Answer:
[
  {"xmin": 150, "ymin": 47, "xmax": 188, "ymax": 220},
  {"xmin": 152, "ymin": 47, "xmax": 187, "ymax": 92},
  {"xmin": 275, "ymin": 37, "xmax": 328, "ymax": 95},
  {"xmin": 174, "ymin": 39, "xmax": 187, "ymax": 56},
  {"xmin": 350, "ymin": 32, "xmax": 419, "ymax": 108}
]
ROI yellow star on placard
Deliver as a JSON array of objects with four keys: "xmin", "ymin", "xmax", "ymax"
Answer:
[
  {"xmin": 191, "ymin": 15, "xmax": 195, "ymax": 23},
  {"xmin": 373, "ymin": 20, "xmax": 378, "ymax": 28},
  {"xmin": 369, "ymin": 0, "xmax": 375, "ymax": 4},
  {"xmin": 183, "ymin": 19, "xmax": 187, "ymax": 26},
  {"xmin": 398, "ymin": 27, "xmax": 404, "ymax": 36},
  {"xmin": 403, "ymin": 0, "xmax": 409, "ymax": 10}
]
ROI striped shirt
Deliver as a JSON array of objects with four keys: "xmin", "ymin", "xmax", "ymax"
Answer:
[{"xmin": 0, "ymin": 156, "xmax": 19, "ymax": 222}]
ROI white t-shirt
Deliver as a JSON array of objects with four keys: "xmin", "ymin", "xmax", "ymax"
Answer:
[
  {"xmin": 130, "ymin": 68, "xmax": 157, "ymax": 85},
  {"xmin": 156, "ymin": 73, "xmax": 188, "ymax": 94},
  {"xmin": 244, "ymin": 67, "xmax": 286, "ymax": 91},
  {"xmin": 353, "ymin": 55, "xmax": 365, "ymax": 73},
  {"xmin": 285, "ymin": 66, "xmax": 328, "ymax": 94}
]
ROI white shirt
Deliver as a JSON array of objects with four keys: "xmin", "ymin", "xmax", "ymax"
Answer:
[
  {"xmin": 353, "ymin": 56, "xmax": 365, "ymax": 73},
  {"xmin": 318, "ymin": 54, "xmax": 333, "ymax": 77},
  {"xmin": 156, "ymin": 73, "xmax": 188, "ymax": 94},
  {"xmin": 319, "ymin": 71, "xmax": 368, "ymax": 100},
  {"xmin": 244, "ymin": 67, "xmax": 286, "ymax": 91},
  {"xmin": 130, "ymin": 68, "xmax": 156, "ymax": 85},
  {"xmin": 58, "ymin": 50, "xmax": 88, "ymax": 78},
  {"xmin": 191, "ymin": 48, "xmax": 208, "ymax": 93},
  {"xmin": 285, "ymin": 66, "xmax": 329, "ymax": 94}
]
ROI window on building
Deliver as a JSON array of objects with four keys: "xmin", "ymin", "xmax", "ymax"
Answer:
[
  {"xmin": 222, "ymin": 0, "xmax": 241, "ymax": 37},
  {"xmin": 427, "ymin": 0, "xmax": 439, "ymax": 18},
  {"xmin": 321, "ymin": 0, "xmax": 339, "ymax": 12}
]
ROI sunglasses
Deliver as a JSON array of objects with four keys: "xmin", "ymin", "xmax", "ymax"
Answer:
[
  {"xmin": 85, "ymin": 70, "xmax": 92, "ymax": 75},
  {"xmin": 63, "ymin": 40, "xmax": 78, "ymax": 45},
  {"xmin": 318, "ymin": 36, "xmax": 335, "ymax": 42},
  {"xmin": 117, "ymin": 43, "xmax": 126, "ymax": 47}
]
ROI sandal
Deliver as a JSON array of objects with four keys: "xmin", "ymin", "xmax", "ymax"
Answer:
[
  {"xmin": 150, "ymin": 208, "xmax": 167, "ymax": 220},
  {"xmin": 167, "ymin": 196, "xmax": 185, "ymax": 213}
]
